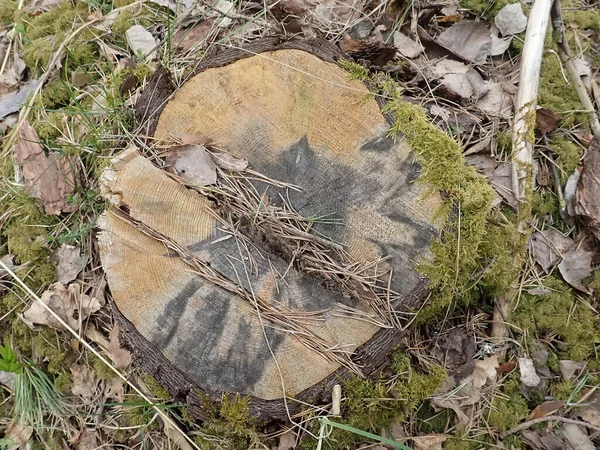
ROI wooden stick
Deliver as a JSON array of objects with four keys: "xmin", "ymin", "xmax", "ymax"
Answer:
[
  {"xmin": 511, "ymin": 0, "xmax": 553, "ymax": 208},
  {"xmin": 550, "ymin": 0, "xmax": 600, "ymax": 138},
  {"xmin": 501, "ymin": 415, "xmax": 600, "ymax": 438}
]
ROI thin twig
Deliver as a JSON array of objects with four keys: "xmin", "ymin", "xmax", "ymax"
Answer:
[
  {"xmin": 551, "ymin": 0, "xmax": 600, "ymax": 138},
  {"xmin": 501, "ymin": 415, "xmax": 600, "ymax": 438}
]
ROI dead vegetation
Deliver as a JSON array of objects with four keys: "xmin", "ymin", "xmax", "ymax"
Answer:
[{"xmin": 0, "ymin": 0, "xmax": 599, "ymax": 449}]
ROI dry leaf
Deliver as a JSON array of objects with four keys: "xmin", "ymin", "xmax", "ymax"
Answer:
[
  {"xmin": 470, "ymin": 354, "xmax": 499, "ymax": 388},
  {"xmin": 213, "ymin": 0, "xmax": 234, "ymax": 27},
  {"xmin": 211, "ymin": 151, "xmax": 248, "ymax": 172},
  {"xmin": 437, "ymin": 21, "xmax": 491, "ymax": 63},
  {"xmin": 558, "ymin": 246, "xmax": 594, "ymax": 293},
  {"xmin": 579, "ymin": 407, "xmax": 600, "ymax": 428},
  {"xmin": 519, "ymin": 357, "xmax": 541, "ymax": 387},
  {"xmin": 522, "ymin": 429, "xmax": 570, "ymax": 450},
  {"xmin": 104, "ymin": 377, "xmax": 125, "ymax": 402},
  {"xmin": 172, "ymin": 20, "xmax": 215, "ymax": 51},
  {"xmin": 529, "ymin": 400, "xmax": 565, "ymax": 419},
  {"xmin": 477, "ymin": 82, "xmax": 513, "ymax": 119},
  {"xmin": 559, "ymin": 360, "xmax": 584, "ymax": 381},
  {"xmin": 411, "ymin": 434, "xmax": 448, "ymax": 450},
  {"xmin": 487, "ymin": 162, "xmax": 518, "ymax": 208},
  {"xmin": 490, "ymin": 32, "xmax": 512, "ymax": 56},
  {"xmin": 22, "ymin": 282, "xmax": 102, "ymax": 331},
  {"xmin": 0, "ymin": 254, "xmax": 15, "ymax": 277},
  {"xmin": 561, "ymin": 423, "xmax": 594, "ymax": 450},
  {"xmin": 536, "ymin": 107, "xmax": 561, "ymax": 133},
  {"xmin": 69, "ymin": 429, "xmax": 100, "ymax": 450},
  {"xmin": 50, "ymin": 244, "xmax": 87, "ymax": 284},
  {"xmin": 14, "ymin": 121, "xmax": 76, "ymax": 215},
  {"xmin": 71, "ymin": 363, "xmax": 98, "ymax": 398},
  {"xmin": 109, "ymin": 324, "xmax": 131, "ymax": 368},
  {"xmin": 4, "ymin": 421, "xmax": 33, "ymax": 445},
  {"xmin": 530, "ymin": 229, "xmax": 574, "ymax": 273},
  {"xmin": 432, "ymin": 60, "xmax": 488, "ymax": 100},
  {"xmin": 173, "ymin": 131, "xmax": 212, "ymax": 146},
  {"xmin": 166, "ymin": 144, "xmax": 217, "ymax": 185},
  {"xmin": 149, "ymin": 0, "xmax": 194, "ymax": 14},
  {"xmin": 276, "ymin": 429, "xmax": 297, "ymax": 450},
  {"xmin": 0, "ymin": 79, "xmax": 41, "ymax": 120},
  {"xmin": 163, "ymin": 415, "xmax": 194, "ymax": 450},
  {"xmin": 494, "ymin": 3, "xmax": 527, "ymax": 36},
  {"xmin": 23, "ymin": 0, "xmax": 66, "ymax": 13},
  {"xmin": 393, "ymin": 31, "xmax": 423, "ymax": 58},
  {"xmin": 0, "ymin": 371, "xmax": 15, "ymax": 389},
  {"xmin": 574, "ymin": 138, "xmax": 600, "ymax": 239},
  {"xmin": 126, "ymin": 25, "xmax": 158, "ymax": 60}
]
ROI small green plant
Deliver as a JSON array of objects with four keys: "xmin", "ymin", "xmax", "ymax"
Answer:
[
  {"xmin": 318, "ymin": 418, "xmax": 413, "ymax": 450},
  {"xmin": 1, "ymin": 344, "xmax": 69, "ymax": 427}
]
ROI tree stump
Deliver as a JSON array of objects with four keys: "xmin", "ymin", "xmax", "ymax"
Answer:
[{"xmin": 97, "ymin": 38, "xmax": 443, "ymax": 419}]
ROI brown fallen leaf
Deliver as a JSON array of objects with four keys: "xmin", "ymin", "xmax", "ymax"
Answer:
[
  {"xmin": 393, "ymin": 31, "xmax": 424, "ymax": 58},
  {"xmin": 50, "ymin": 244, "xmax": 87, "ymax": 284},
  {"xmin": 22, "ymin": 282, "xmax": 103, "ymax": 332},
  {"xmin": 521, "ymin": 429, "xmax": 570, "ymax": 450},
  {"xmin": 14, "ymin": 121, "xmax": 76, "ymax": 215},
  {"xmin": 497, "ymin": 360, "xmax": 517, "ymax": 373},
  {"xmin": 71, "ymin": 363, "xmax": 98, "ymax": 399},
  {"xmin": 579, "ymin": 407, "xmax": 600, "ymax": 428},
  {"xmin": 109, "ymin": 324, "xmax": 131, "ymax": 369},
  {"xmin": 211, "ymin": 151, "xmax": 248, "ymax": 172},
  {"xmin": 165, "ymin": 144, "xmax": 217, "ymax": 185},
  {"xmin": 559, "ymin": 360, "xmax": 584, "ymax": 381},
  {"xmin": 536, "ymin": 107, "xmax": 561, "ymax": 133},
  {"xmin": 104, "ymin": 377, "xmax": 125, "ymax": 402},
  {"xmin": 69, "ymin": 428, "xmax": 100, "ymax": 450},
  {"xmin": 411, "ymin": 434, "xmax": 449, "ymax": 450},
  {"xmin": 494, "ymin": 3, "xmax": 527, "ymax": 36},
  {"xmin": 436, "ymin": 21, "xmax": 491, "ymax": 63},
  {"xmin": 275, "ymin": 429, "xmax": 297, "ymax": 450},
  {"xmin": 529, "ymin": 400, "xmax": 565, "ymax": 419},
  {"xmin": 487, "ymin": 163, "xmax": 519, "ymax": 208},
  {"xmin": 4, "ymin": 421, "xmax": 33, "ymax": 445},
  {"xmin": 125, "ymin": 25, "xmax": 158, "ymax": 61},
  {"xmin": 172, "ymin": 20, "xmax": 215, "ymax": 52},
  {"xmin": 561, "ymin": 423, "xmax": 595, "ymax": 450},
  {"xmin": 558, "ymin": 245, "xmax": 594, "ymax": 293},
  {"xmin": 530, "ymin": 229, "xmax": 574, "ymax": 273},
  {"xmin": 574, "ymin": 137, "xmax": 600, "ymax": 239}
]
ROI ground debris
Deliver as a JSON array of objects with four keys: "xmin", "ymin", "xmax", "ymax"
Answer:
[
  {"xmin": 530, "ymin": 228, "xmax": 574, "ymax": 273},
  {"xmin": 70, "ymin": 363, "xmax": 99, "ymax": 399},
  {"xmin": 518, "ymin": 357, "xmax": 541, "ymax": 387},
  {"xmin": 50, "ymin": 244, "xmax": 87, "ymax": 284},
  {"xmin": 165, "ymin": 144, "xmax": 218, "ymax": 185},
  {"xmin": 574, "ymin": 137, "xmax": 600, "ymax": 239},
  {"xmin": 529, "ymin": 401, "xmax": 565, "ymax": 419},
  {"xmin": 494, "ymin": 3, "xmax": 527, "ymax": 36},
  {"xmin": 21, "ymin": 282, "xmax": 103, "ymax": 332},
  {"xmin": 125, "ymin": 25, "xmax": 158, "ymax": 61},
  {"xmin": 557, "ymin": 244, "xmax": 594, "ymax": 293},
  {"xmin": 561, "ymin": 423, "xmax": 595, "ymax": 450},
  {"xmin": 4, "ymin": 421, "xmax": 33, "ymax": 446},
  {"xmin": 521, "ymin": 429, "xmax": 571, "ymax": 450},
  {"xmin": 436, "ymin": 21, "xmax": 491, "ymax": 63},
  {"xmin": 411, "ymin": 434, "xmax": 448, "ymax": 450},
  {"xmin": 14, "ymin": 120, "xmax": 76, "ymax": 215}
]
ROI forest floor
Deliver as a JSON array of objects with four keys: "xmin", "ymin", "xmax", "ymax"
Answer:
[{"xmin": 0, "ymin": 0, "xmax": 599, "ymax": 449}]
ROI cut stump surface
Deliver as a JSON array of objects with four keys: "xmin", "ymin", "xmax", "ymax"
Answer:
[{"xmin": 98, "ymin": 41, "xmax": 443, "ymax": 418}]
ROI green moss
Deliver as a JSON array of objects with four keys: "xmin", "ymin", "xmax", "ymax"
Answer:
[
  {"xmin": 90, "ymin": 355, "xmax": 117, "ymax": 380},
  {"xmin": 458, "ymin": 0, "xmax": 517, "ymax": 18},
  {"xmin": 444, "ymin": 435, "xmax": 476, "ymax": 450},
  {"xmin": 539, "ymin": 38, "xmax": 586, "ymax": 127},
  {"xmin": 553, "ymin": 379, "xmax": 573, "ymax": 400},
  {"xmin": 299, "ymin": 353, "xmax": 446, "ymax": 450},
  {"xmin": 23, "ymin": 38, "xmax": 53, "ymax": 71},
  {"xmin": 39, "ymin": 80, "xmax": 73, "ymax": 109},
  {"xmin": 194, "ymin": 394, "xmax": 260, "ymax": 450},
  {"xmin": 139, "ymin": 373, "xmax": 171, "ymax": 400},
  {"xmin": 488, "ymin": 377, "xmax": 529, "ymax": 431},
  {"xmin": 32, "ymin": 330, "xmax": 74, "ymax": 374},
  {"xmin": 513, "ymin": 276, "xmax": 598, "ymax": 360},
  {"xmin": 551, "ymin": 137, "xmax": 581, "ymax": 180},
  {"xmin": 0, "ymin": 0, "xmax": 18, "ymax": 25},
  {"xmin": 532, "ymin": 191, "xmax": 558, "ymax": 217},
  {"xmin": 54, "ymin": 370, "xmax": 72, "ymax": 393},
  {"xmin": 35, "ymin": 112, "xmax": 64, "ymax": 141},
  {"xmin": 26, "ymin": 2, "xmax": 88, "ymax": 41},
  {"xmin": 588, "ymin": 269, "xmax": 600, "ymax": 292},
  {"xmin": 111, "ymin": 10, "xmax": 151, "ymax": 36},
  {"xmin": 563, "ymin": 0, "xmax": 600, "ymax": 31}
]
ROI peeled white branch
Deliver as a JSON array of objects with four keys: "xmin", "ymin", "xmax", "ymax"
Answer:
[{"xmin": 511, "ymin": 0, "xmax": 554, "ymax": 210}]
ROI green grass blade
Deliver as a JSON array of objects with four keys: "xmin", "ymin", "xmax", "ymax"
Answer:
[{"xmin": 319, "ymin": 418, "xmax": 414, "ymax": 450}]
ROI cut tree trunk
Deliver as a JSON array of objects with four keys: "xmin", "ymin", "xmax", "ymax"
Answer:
[{"xmin": 98, "ymin": 38, "xmax": 443, "ymax": 419}]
